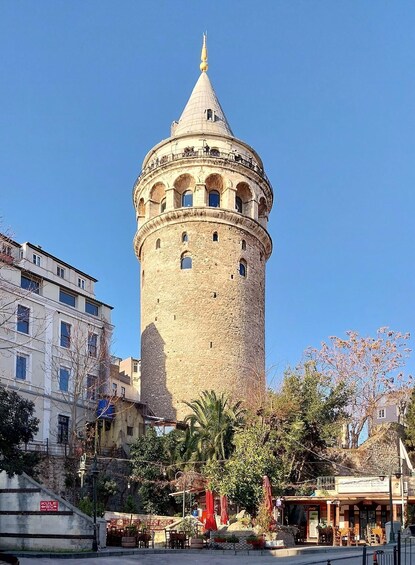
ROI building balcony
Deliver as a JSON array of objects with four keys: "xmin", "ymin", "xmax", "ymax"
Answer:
[{"xmin": 135, "ymin": 146, "xmax": 270, "ymax": 186}]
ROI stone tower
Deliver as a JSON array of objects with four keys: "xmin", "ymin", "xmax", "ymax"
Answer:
[{"xmin": 133, "ymin": 37, "xmax": 273, "ymax": 420}]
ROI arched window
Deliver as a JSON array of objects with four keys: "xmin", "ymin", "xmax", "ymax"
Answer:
[
  {"xmin": 142, "ymin": 270, "xmax": 145, "ymax": 286},
  {"xmin": 156, "ymin": 238, "xmax": 161, "ymax": 249},
  {"xmin": 209, "ymin": 191, "xmax": 220, "ymax": 207},
  {"xmin": 182, "ymin": 232, "xmax": 188, "ymax": 243},
  {"xmin": 235, "ymin": 182, "xmax": 252, "ymax": 217},
  {"xmin": 239, "ymin": 260, "xmax": 247, "ymax": 277},
  {"xmin": 235, "ymin": 196, "xmax": 243, "ymax": 213},
  {"xmin": 160, "ymin": 198, "xmax": 166, "ymax": 213},
  {"xmin": 181, "ymin": 253, "xmax": 192, "ymax": 270},
  {"xmin": 213, "ymin": 232, "xmax": 218, "ymax": 242},
  {"xmin": 241, "ymin": 239, "xmax": 246, "ymax": 250},
  {"xmin": 206, "ymin": 109, "xmax": 213, "ymax": 121},
  {"xmin": 182, "ymin": 190, "xmax": 193, "ymax": 207},
  {"xmin": 138, "ymin": 198, "xmax": 145, "ymax": 216}
]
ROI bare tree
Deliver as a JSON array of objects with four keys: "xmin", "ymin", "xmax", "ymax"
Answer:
[
  {"xmin": 308, "ymin": 327, "xmax": 412, "ymax": 448},
  {"xmin": 47, "ymin": 319, "xmax": 112, "ymax": 455}
]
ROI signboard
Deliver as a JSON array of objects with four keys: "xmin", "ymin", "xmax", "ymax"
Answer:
[
  {"xmin": 337, "ymin": 477, "xmax": 393, "ymax": 494},
  {"xmin": 40, "ymin": 500, "xmax": 58, "ymax": 511}
]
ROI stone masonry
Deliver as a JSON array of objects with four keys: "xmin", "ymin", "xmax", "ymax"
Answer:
[{"xmin": 133, "ymin": 48, "xmax": 273, "ymax": 420}]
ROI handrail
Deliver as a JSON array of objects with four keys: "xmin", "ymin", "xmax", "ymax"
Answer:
[
  {"xmin": 23, "ymin": 439, "xmax": 125, "ymax": 458},
  {"xmin": 23, "ymin": 439, "xmax": 68, "ymax": 456}
]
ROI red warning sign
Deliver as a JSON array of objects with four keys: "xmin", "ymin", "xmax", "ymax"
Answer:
[{"xmin": 40, "ymin": 500, "xmax": 58, "ymax": 511}]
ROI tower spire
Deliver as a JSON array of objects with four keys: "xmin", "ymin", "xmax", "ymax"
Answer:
[{"xmin": 200, "ymin": 33, "xmax": 208, "ymax": 73}]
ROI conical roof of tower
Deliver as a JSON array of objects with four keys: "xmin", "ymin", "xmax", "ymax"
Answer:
[{"xmin": 173, "ymin": 71, "xmax": 234, "ymax": 137}]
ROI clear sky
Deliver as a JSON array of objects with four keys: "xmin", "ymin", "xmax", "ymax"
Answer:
[{"xmin": 1, "ymin": 1, "xmax": 414, "ymax": 384}]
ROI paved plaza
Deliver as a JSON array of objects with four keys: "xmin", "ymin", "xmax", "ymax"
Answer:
[
  {"xmin": 18, "ymin": 555, "xmax": 360, "ymax": 565},
  {"xmin": 14, "ymin": 546, "xmax": 380, "ymax": 565}
]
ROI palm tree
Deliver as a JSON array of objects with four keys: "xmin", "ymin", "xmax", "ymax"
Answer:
[{"xmin": 183, "ymin": 390, "xmax": 245, "ymax": 462}]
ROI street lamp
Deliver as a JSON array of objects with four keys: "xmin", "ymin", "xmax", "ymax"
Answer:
[
  {"xmin": 379, "ymin": 472, "xmax": 402, "ymax": 543},
  {"xmin": 91, "ymin": 455, "xmax": 99, "ymax": 552},
  {"xmin": 78, "ymin": 453, "xmax": 86, "ymax": 493},
  {"xmin": 175, "ymin": 471, "xmax": 186, "ymax": 518}
]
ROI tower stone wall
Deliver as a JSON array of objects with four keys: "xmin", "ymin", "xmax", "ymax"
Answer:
[{"xmin": 133, "ymin": 54, "xmax": 273, "ymax": 420}]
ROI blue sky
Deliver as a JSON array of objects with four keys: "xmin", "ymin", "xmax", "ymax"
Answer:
[{"xmin": 1, "ymin": 1, "xmax": 414, "ymax": 384}]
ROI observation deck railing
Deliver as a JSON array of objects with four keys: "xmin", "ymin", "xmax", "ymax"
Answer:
[{"xmin": 135, "ymin": 146, "xmax": 270, "ymax": 185}]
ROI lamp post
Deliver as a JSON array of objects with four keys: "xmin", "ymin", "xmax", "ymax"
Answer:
[
  {"xmin": 91, "ymin": 455, "xmax": 99, "ymax": 552},
  {"xmin": 388, "ymin": 474, "xmax": 395, "ymax": 544},
  {"xmin": 175, "ymin": 471, "xmax": 186, "ymax": 518},
  {"xmin": 380, "ymin": 472, "xmax": 402, "ymax": 543},
  {"xmin": 78, "ymin": 453, "xmax": 86, "ymax": 495}
]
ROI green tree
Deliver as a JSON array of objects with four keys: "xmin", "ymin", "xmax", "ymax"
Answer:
[
  {"xmin": 0, "ymin": 385, "xmax": 40, "ymax": 476},
  {"xmin": 267, "ymin": 362, "xmax": 350, "ymax": 493},
  {"xmin": 219, "ymin": 423, "xmax": 279, "ymax": 514},
  {"xmin": 130, "ymin": 427, "xmax": 177, "ymax": 515},
  {"xmin": 182, "ymin": 390, "xmax": 245, "ymax": 462},
  {"xmin": 200, "ymin": 364, "xmax": 349, "ymax": 514}
]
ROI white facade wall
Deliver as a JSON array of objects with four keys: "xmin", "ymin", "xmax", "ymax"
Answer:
[{"xmin": 0, "ymin": 239, "xmax": 113, "ymax": 451}]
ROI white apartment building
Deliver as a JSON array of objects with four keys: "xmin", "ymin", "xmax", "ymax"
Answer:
[{"xmin": 0, "ymin": 236, "xmax": 113, "ymax": 454}]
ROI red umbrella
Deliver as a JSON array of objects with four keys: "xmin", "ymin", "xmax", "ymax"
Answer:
[
  {"xmin": 220, "ymin": 495, "xmax": 229, "ymax": 525},
  {"xmin": 263, "ymin": 475, "xmax": 273, "ymax": 515},
  {"xmin": 205, "ymin": 489, "xmax": 217, "ymax": 530}
]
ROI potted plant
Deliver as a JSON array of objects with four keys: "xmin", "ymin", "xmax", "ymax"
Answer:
[
  {"xmin": 179, "ymin": 516, "xmax": 204, "ymax": 549},
  {"xmin": 121, "ymin": 523, "xmax": 138, "ymax": 548},
  {"xmin": 189, "ymin": 534, "xmax": 204, "ymax": 549},
  {"xmin": 213, "ymin": 535, "xmax": 227, "ymax": 543},
  {"xmin": 188, "ymin": 520, "xmax": 204, "ymax": 550},
  {"xmin": 227, "ymin": 534, "xmax": 239, "ymax": 549},
  {"xmin": 246, "ymin": 534, "xmax": 265, "ymax": 549}
]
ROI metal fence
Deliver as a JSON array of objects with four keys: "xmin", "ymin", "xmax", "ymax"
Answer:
[
  {"xmin": 22, "ymin": 439, "xmax": 125, "ymax": 459},
  {"xmin": 310, "ymin": 533, "xmax": 415, "ymax": 565},
  {"xmin": 23, "ymin": 438, "xmax": 68, "ymax": 456},
  {"xmin": 401, "ymin": 536, "xmax": 415, "ymax": 565}
]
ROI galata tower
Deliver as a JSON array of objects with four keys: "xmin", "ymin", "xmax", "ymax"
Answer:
[{"xmin": 133, "ymin": 36, "xmax": 273, "ymax": 420}]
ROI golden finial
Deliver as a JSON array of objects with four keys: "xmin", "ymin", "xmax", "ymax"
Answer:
[{"xmin": 200, "ymin": 33, "xmax": 208, "ymax": 73}]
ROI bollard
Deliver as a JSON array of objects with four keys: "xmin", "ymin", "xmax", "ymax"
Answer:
[
  {"xmin": 397, "ymin": 531, "xmax": 401, "ymax": 565},
  {"xmin": 393, "ymin": 544, "xmax": 397, "ymax": 565},
  {"xmin": 362, "ymin": 544, "xmax": 367, "ymax": 565},
  {"xmin": 373, "ymin": 550, "xmax": 378, "ymax": 564}
]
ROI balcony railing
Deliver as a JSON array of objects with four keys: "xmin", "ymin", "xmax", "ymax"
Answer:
[
  {"xmin": 22, "ymin": 438, "xmax": 126, "ymax": 459},
  {"xmin": 135, "ymin": 146, "xmax": 270, "ymax": 185},
  {"xmin": 317, "ymin": 476, "xmax": 336, "ymax": 491},
  {"xmin": 23, "ymin": 439, "xmax": 68, "ymax": 457}
]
